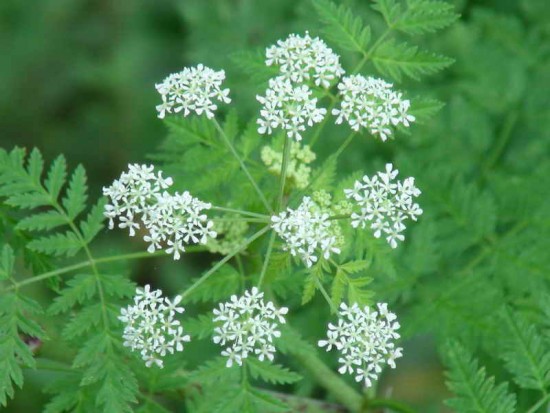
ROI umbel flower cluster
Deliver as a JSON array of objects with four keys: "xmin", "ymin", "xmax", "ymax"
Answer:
[
  {"xmin": 272, "ymin": 196, "xmax": 341, "ymax": 267},
  {"xmin": 266, "ymin": 31, "xmax": 345, "ymax": 88},
  {"xmin": 103, "ymin": 164, "xmax": 217, "ymax": 259},
  {"xmin": 333, "ymin": 75, "xmax": 415, "ymax": 141},
  {"xmin": 256, "ymin": 77, "xmax": 327, "ymax": 141},
  {"xmin": 213, "ymin": 288, "xmax": 288, "ymax": 367},
  {"xmin": 119, "ymin": 285, "xmax": 190, "ymax": 368},
  {"xmin": 155, "ymin": 64, "xmax": 231, "ymax": 119},
  {"xmin": 261, "ymin": 141, "xmax": 316, "ymax": 190},
  {"xmin": 318, "ymin": 303, "xmax": 402, "ymax": 388},
  {"xmin": 345, "ymin": 163, "xmax": 423, "ymax": 248}
]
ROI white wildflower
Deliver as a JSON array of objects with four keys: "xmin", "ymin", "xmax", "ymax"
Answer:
[
  {"xmin": 213, "ymin": 287, "xmax": 288, "ymax": 367},
  {"xmin": 257, "ymin": 76, "xmax": 327, "ymax": 141},
  {"xmin": 119, "ymin": 285, "xmax": 190, "ymax": 368},
  {"xmin": 271, "ymin": 196, "xmax": 341, "ymax": 268},
  {"xmin": 155, "ymin": 64, "xmax": 231, "ymax": 119},
  {"xmin": 266, "ymin": 32, "xmax": 345, "ymax": 88},
  {"xmin": 332, "ymin": 75, "xmax": 415, "ymax": 141},
  {"xmin": 103, "ymin": 164, "xmax": 217, "ymax": 259},
  {"xmin": 344, "ymin": 163, "xmax": 422, "ymax": 248},
  {"xmin": 318, "ymin": 302, "xmax": 402, "ymax": 388}
]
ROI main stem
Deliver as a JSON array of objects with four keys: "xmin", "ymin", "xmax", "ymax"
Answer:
[{"xmin": 212, "ymin": 118, "xmax": 273, "ymax": 214}]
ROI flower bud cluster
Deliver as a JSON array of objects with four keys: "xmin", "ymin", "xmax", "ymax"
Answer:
[
  {"xmin": 271, "ymin": 196, "xmax": 341, "ymax": 267},
  {"xmin": 318, "ymin": 302, "xmax": 402, "ymax": 387},
  {"xmin": 213, "ymin": 288, "xmax": 288, "ymax": 367},
  {"xmin": 332, "ymin": 75, "xmax": 415, "ymax": 141},
  {"xmin": 155, "ymin": 64, "xmax": 231, "ymax": 119},
  {"xmin": 257, "ymin": 77, "xmax": 327, "ymax": 141},
  {"xmin": 266, "ymin": 32, "xmax": 345, "ymax": 88},
  {"xmin": 119, "ymin": 285, "xmax": 190, "ymax": 368},
  {"xmin": 261, "ymin": 141, "xmax": 316, "ymax": 189},
  {"xmin": 344, "ymin": 163, "xmax": 422, "ymax": 248},
  {"xmin": 103, "ymin": 164, "xmax": 217, "ymax": 260}
]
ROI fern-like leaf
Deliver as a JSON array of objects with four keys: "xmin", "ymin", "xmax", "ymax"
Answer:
[
  {"xmin": 247, "ymin": 358, "xmax": 302, "ymax": 385},
  {"xmin": 394, "ymin": 0, "xmax": 459, "ymax": 35},
  {"xmin": 443, "ymin": 341, "xmax": 516, "ymax": 413},
  {"xmin": 372, "ymin": 40, "xmax": 454, "ymax": 82},
  {"xmin": 311, "ymin": 0, "xmax": 371, "ymax": 53},
  {"xmin": 499, "ymin": 307, "xmax": 550, "ymax": 391}
]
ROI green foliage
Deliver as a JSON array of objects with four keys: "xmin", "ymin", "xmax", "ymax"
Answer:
[
  {"xmin": 311, "ymin": 0, "xmax": 371, "ymax": 53},
  {"xmin": 443, "ymin": 341, "xmax": 517, "ymax": 413},
  {"xmin": 247, "ymin": 358, "xmax": 302, "ymax": 385}
]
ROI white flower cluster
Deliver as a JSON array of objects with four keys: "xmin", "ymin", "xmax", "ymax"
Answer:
[
  {"xmin": 266, "ymin": 32, "xmax": 345, "ymax": 88},
  {"xmin": 155, "ymin": 64, "xmax": 231, "ymax": 119},
  {"xmin": 271, "ymin": 196, "xmax": 341, "ymax": 268},
  {"xmin": 332, "ymin": 75, "xmax": 415, "ymax": 141},
  {"xmin": 213, "ymin": 288, "xmax": 288, "ymax": 367},
  {"xmin": 103, "ymin": 164, "xmax": 217, "ymax": 260},
  {"xmin": 119, "ymin": 285, "xmax": 190, "ymax": 368},
  {"xmin": 319, "ymin": 302, "xmax": 402, "ymax": 388},
  {"xmin": 257, "ymin": 77, "xmax": 327, "ymax": 141},
  {"xmin": 345, "ymin": 163, "xmax": 422, "ymax": 248},
  {"xmin": 261, "ymin": 141, "xmax": 316, "ymax": 189}
]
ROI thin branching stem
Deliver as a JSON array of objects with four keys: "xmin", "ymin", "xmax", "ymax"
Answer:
[
  {"xmin": 180, "ymin": 226, "xmax": 270, "ymax": 299},
  {"xmin": 257, "ymin": 231, "xmax": 277, "ymax": 288},
  {"xmin": 212, "ymin": 118, "xmax": 273, "ymax": 214},
  {"xmin": 211, "ymin": 205, "xmax": 269, "ymax": 219},
  {"xmin": 314, "ymin": 276, "xmax": 337, "ymax": 314},
  {"xmin": 277, "ymin": 136, "xmax": 292, "ymax": 211}
]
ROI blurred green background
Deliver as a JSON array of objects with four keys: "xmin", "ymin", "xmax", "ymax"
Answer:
[{"xmin": 1, "ymin": 0, "xmax": 549, "ymax": 411}]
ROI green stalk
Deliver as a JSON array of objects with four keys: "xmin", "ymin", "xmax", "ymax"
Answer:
[
  {"xmin": 257, "ymin": 231, "xmax": 277, "ymax": 288},
  {"xmin": 277, "ymin": 136, "xmax": 292, "ymax": 211},
  {"xmin": 212, "ymin": 118, "xmax": 273, "ymax": 214}
]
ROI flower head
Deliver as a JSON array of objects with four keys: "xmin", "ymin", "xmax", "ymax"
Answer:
[
  {"xmin": 332, "ymin": 75, "xmax": 415, "ymax": 141},
  {"xmin": 271, "ymin": 196, "xmax": 341, "ymax": 267},
  {"xmin": 119, "ymin": 285, "xmax": 190, "ymax": 368},
  {"xmin": 266, "ymin": 32, "xmax": 345, "ymax": 88},
  {"xmin": 155, "ymin": 64, "xmax": 231, "ymax": 119},
  {"xmin": 257, "ymin": 76, "xmax": 327, "ymax": 141},
  {"xmin": 103, "ymin": 164, "xmax": 217, "ymax": 259},
  {"xmin": 318, "ymin": 302, "xmax": 402, "ymax": 387},
  {"xmin": 213, "ymin": 288, "xmax": 288, "ymax": 367},
  {"xmin": 344, "ymin": 163, "xmax": 422, "ymax": 248}
]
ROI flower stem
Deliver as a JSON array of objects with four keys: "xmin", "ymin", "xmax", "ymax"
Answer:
[
  {"xmin": 333, "ymin": 132, "xmax": 356, "ymax": 159},
  {"xmin": 257, "ymin": 230, "xmax": 277, "ymax": 288},
  {"xmin": 211, "ymin": 205, "xmax": 269, "ymax": 220},
  {"xmin": 314, "ymin": 276, "xmax": 337, "ymax": 314},
  {"xmin": 277, "ymin": 136, "xmax": 292, "ymax": 211},
  {"xmin": 180, "ymin": 226, "xmax": 270, "ymax": 299},
  {"xmin": 287, "ymin": 339, "xmax": 362, "ymax": 412},
  {"xmin": 212, "ymin": 118, "xmax": 273, "ymax": 214}
]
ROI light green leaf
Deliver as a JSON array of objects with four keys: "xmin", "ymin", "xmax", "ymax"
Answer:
[
  {"xmin": 62, "ymin": 165, "xmax": 88, "ymax": 220},
  {"xmin": 312, "ymin": 0, "xmax": 371, "ymax": 53},
  {"xmin": 16, "ymin": 211, "xmax": 67, "ymax": 232},
  {"xmin": 247, "ymin": 358, "xmax": 302, "ymax": 385},
  {"xmin": 44, "ymin": 155, "xmax": 68, "ymax": 201},
  {"xmin": 27, "ymin": 231, "xmax": 82, "ymax": 257}
]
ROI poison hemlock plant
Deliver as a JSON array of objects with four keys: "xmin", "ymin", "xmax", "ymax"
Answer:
[{"xmin": 9, "ymin": 1, "xmax": 549, "ymax": 412}]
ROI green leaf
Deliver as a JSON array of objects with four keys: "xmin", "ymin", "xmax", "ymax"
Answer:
[
  {"xmin": 62, "ymin": 165, "xmax": 88, "ymax": 220},
  {"xmin": 62, "ymin": 303, "xmax": 103, "ymax": 340},
  {"xmin": 338, "ymin": 260, "xmax": 369, "ymax": 274},
  {"xmin": 99, "ymin": 273, "xmax": 135, "ymax": 299},
  {"xmin": 302, "ymin": 273, "xmax": 317, "ymax": 305},
  {"xmin": 27, "ymin": 231, "xmax": 82, "ymax": 257},
  {"xmin": 311, "ymin": 0, "xmax": 371, "ymax": 53},
  {"xmin": 410, "ymin": 97, "xmax": 445, "ymax": 123},
  {"xmin": 16, "ymin": 211, "xmax": 67, "ymax": 232},
  {"xmin": 371, "ymin": 0, "xmax": 402, "ymax": 26},
  {"xmin": 443, "ymin": 341, "xmax": 516, "ymax": 413},
  {"xmin": 27, "ymin": 148, "xmax": 44, "ymax": 185},
  {"xmin": 247, "ymin": 358, "xmax": 302, "ymax": 385},
  {"xmin": 44, "ymin": 155, "xmax": 68, "ymax": 201},
  {"xmin": 80, "ymin": 198, "xmax": 106, "ymax": 243},
  {"xmin": 186, "ymin": 314, "xmax": 215, "ymax": 340},
  {"xmin": 0, "ymin": 245, "xmax": 15, "ymax": 281},
  {"xmin": 6, "ymin": 192, "xmax": 51, "ymax": 209},
  {"xmin": 310, "ymin": 154, "xmax": 337, "ymax": 192},
  {"xmin": 394, "ymin": 0, "xmax": 459, "ymax": 35},
  {"xmin": 499, "ymin": 307, "xmax": 550, "ymax": 390},
  {"xmin": 190, "ymin": 357, "xmax": 239, "ymax": 385},
  {"xmin": 372, "ymin": 40, "xmax": 454, "ymax": 82},
  {"xmin": 0, "ymin": 292, "xmax": 44, "ymax": 406},
  {"xmin": 48, "ymin": 273, "xmax": 97, "ymax": 315},
  {"xmin": 230, "ymin": 49, "xmax": 280, "ymax": 84}
]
